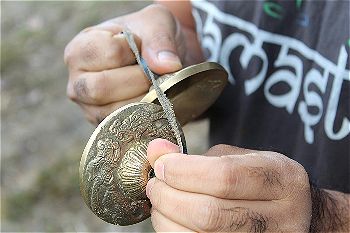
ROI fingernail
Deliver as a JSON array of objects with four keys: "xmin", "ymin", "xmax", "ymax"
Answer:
[
  {"xmin": 157, "ymin": 51, "xmax": 182, "ymax": 66},
  {"xmin": 154, "ymin": 160, "xmax": 165, "ymax": 181},
  {"xmin": 146, "ymin": 178, "xmax": 155, "ymax": 198}
]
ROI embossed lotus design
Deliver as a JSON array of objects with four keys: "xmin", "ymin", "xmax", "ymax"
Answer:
[{"xmin": 117, "ymin": 141, "xmax": 150, "ymax": 200}]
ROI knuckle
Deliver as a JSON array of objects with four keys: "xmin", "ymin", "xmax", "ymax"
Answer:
[
  {"xmin": 195, "ymin": 199, "xmax": 223, "ymax": 232},
  {"xmin": 208, "ymin": 144, "xmax": 224, "ymax": 153},
  {"xmin": 80, "ymin": 39, "xmax": 100, "ymax": 64},
  {"xmin": 246, "ymin": 210, "xmax": 269, "ymax": 232},
  {"xmin": 64, "ymin": 33, "xmax": 87, "ymax": 65},
  {"xmin": 285, "ymin": 158, "xmax": 308, "ymax": 185},
  {"xmin": 81, "ymin": 26, "xmax": 94, "ymax": 33},
  {"xmin": 72, "ymin": 77, "xmax": 88, "ymax": 100},
  {"xmin": 283, "ymin": 159, "xmax": 310, "ymax": 199},
  {"xmin": 217, "ymin": 159, "xmax": 237, "ymax": 197},
  {"xmin": 145, "ymin": 4, "xmax": 175, "ymax": 26},
  {"xmin": 76, "ymin": 30, "xmax": 105, "ymax": 66},
  {"xmin": 292, "ymin": 162, "xmax": 309, "ymax": 189},
  {"xmin": 64, "ymin": 29, "xmax": 108, "ymax": 67},
  {"xmin": 66, "ymin": 82, "xmax": 77, "ymax": 101},
  {"xmin": 109, "ymin": 40, "xmax": 125, "ymax": 62},
  {"xmin": 63, "ymin": 44, "xmax": 73, "ymax": 65},
  {"xmin": 229, "ymin": 207, "xmax": 250, "ymax": 231},
  {"xmin": 87, "ymin": 72, "xmax": 108, "ymax": 103},
  {"xmin": 267, "ymin": 151, "xmax": 281, "ymax": 158},
  {"xmin": 144, "ymin": 3, "xmax": 170, "ymax": 15},
  {"xmin": 210, "ymin": 144, "xmax": 234, "ymax": 155}
]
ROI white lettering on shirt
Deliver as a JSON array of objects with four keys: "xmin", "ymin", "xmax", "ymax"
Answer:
[{"xmin": 192, "ymin": 0, "xmax": 350, "ymax": 144}]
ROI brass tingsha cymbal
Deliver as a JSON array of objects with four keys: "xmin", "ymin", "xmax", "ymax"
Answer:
[
  {"xmin": 79, "ymin": 62, "xmax": 228, "ymax": 226},
  {"xmin": 142, "ymin": 62, "xmax": 228, "ymax": 125},
  {"xmin": 80, "ymin": 102, "xmax": 183, "ymax": 226}
]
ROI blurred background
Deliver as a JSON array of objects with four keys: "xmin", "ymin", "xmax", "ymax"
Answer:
[{"xmin": 1, "ymin": 1, "xmax": 209, "ymax": 232}]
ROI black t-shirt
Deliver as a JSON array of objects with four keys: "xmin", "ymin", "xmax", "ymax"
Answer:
[{"xmin": 192, "ymin": 0, "xmax": 349, "ymax": 193}]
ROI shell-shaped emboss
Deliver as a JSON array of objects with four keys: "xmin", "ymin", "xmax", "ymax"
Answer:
[{"xmin": 117, "ymin": 141, "xmax": 151, "ymax": 200}]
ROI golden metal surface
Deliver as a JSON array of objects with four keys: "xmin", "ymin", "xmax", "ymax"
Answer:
[
  {"xmin": 141, "ymin": 62, "xmax": 228, "ymax": 125},
  {"xmin": 79, "ymin": 62, "xmax": 228, "ymax": 226},
  {"xmin": 123, "ymin": 29, "xmax": 186, "ymax": 153},
  {"xmin": 79, "ymin": 102, "xmax": 183, "ymax": 226}
]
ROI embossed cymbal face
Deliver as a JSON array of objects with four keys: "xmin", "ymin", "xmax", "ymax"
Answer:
[
  {"xmin": 141, "ymin": 62, "xmax": 228, "ymax": 125},
  {"xmin": 79, "ymin": 102, "xmax": 181, "ymax": 226}
]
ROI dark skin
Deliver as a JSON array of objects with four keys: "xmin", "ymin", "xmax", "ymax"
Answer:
[{"xmin": 64, "ymin": 2, "xmax": 349, "ymax": 232}]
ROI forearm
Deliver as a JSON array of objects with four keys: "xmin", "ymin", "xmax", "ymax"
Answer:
[{"xmin": 310, "ymin": 186, "xmax": 349, "ymax": 232}]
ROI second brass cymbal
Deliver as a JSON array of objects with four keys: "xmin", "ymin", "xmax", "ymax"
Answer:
[{"xmin": 141, "ymin": 62, "xmax": 228, "ymax": 125}]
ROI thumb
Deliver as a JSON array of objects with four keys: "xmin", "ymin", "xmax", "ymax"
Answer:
[
  {"xmin": 140, "ymin": 6, "xmax": 182, "ymax": 74},
  {"xmin": 147, "ymin": 138, "xmax": 180, "ymax": 167}
]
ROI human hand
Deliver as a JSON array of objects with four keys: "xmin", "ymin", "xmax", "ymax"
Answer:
[
  {"xmin": 64, "ymin": 4, "xmax": 186, "ymax": 125},
  {"xmin": 146, "ymin": 139, "xmax": 312, "ymax": 232}
]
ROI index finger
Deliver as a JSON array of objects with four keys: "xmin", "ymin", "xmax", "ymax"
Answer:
[
  {"xmin": 148, "ymin": 141, "xmax": 300, "ymax": 200},
  {"xmin": 65, "ymin": 30, "xmax": 141, "ymax": 72}
]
